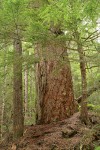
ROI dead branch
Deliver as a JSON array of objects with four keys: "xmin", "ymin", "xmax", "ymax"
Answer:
[{"xmin": 76, "ymin": 84, "xmax": 100, "ymax": 103}]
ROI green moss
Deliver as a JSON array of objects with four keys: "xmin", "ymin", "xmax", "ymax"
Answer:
[{"xmin": 87, "ymin": 104, "xmax": 95, "ymax": 110}]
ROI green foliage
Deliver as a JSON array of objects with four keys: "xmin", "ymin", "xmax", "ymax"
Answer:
[
  {"xmin": 95, "ymin": 146, "xmax": 100, "ymax": 150},
  {"xmin": 0, "ymin": 0, "xmax": 100, "ymax": 140}
]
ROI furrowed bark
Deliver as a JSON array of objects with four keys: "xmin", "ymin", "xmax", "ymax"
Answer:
[{"xmin": 35, "ymin": 40, "xmax": 77, "ymax": 124}]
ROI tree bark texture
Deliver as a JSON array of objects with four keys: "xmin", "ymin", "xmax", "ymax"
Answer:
[
  {"xmin": 0, "ymin": 87, "xmax": 5, "ymax": 141},
  {"xmin": 78, "ymin": 43, "xmax": 89, "ymax": 124},
  {"xmin": 13, "ymin": 36, "xmax": 24, "ymax": 139},
  {"xmin": 0, "ymin": 66, "xmax": 6, "ymax": 140},
  {"xmin": 24, "ymin": 66, "xmax": 28, "ymax": 117},
  {"xmin": 35, "ymin": 40, "xmax": 77, "ymax": 124}
]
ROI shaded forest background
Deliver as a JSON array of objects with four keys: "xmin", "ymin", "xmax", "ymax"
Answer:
[{"xmin": 0, "ymin": 0, "xmax": 100, "ymax": 147}]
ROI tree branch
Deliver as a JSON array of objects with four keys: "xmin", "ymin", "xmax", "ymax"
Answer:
[
  {"xmin": 76, "ymin": 84, "xmax": 100, "ymax": 103},
  {"xmin": 86, "ymin": 65, "xmax": 99, "ymax": 69},
  {"xmin": 82, "ymin": 30, "xmax": 99, "ymax": 43}
]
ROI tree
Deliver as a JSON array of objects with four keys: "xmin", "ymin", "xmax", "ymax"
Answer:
[
  {"xmin": 0, "ymin": 0, "xmax": 99, "ymax": 140},
  {"xmin": 68, "ymin": 0, "xmax": 100, "ymax": 124},
  {"xmin": 76, "ymin": 33, "xmax": 89, "ymax": 124},
  {"xmin": 24, "ymin": 64, "xmax": 28, "ymax": 117},
  {"xmin": 0, "ymin": 57, "xmax": 7, "ymax": 140},
  {"xmin": 0, "ymin": 0, "xmax": 29, "ymax": 139},
  {"xmin": 13, "ymin": 35, "xmax": 24, "ymax": 139},
  {"xmin": 35, "ymin": 39, "xmax": 77, "ymax": 124},
  {"xmin": 28, "ymin": 0, "xmax": 100, "ymax": 124}
]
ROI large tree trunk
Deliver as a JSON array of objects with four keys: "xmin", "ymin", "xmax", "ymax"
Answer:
[
  {"xmin": 13, "ymin": 36, "xmax": 24, "ymax": 139},
  {"xmin": 35, "ymin": 40, "xmax": 77, "ymax": 124}
]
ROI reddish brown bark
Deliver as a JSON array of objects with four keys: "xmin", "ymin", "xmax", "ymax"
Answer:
[{"xmin": 35, "ymin": 40, "xmax": 77, "ymax": 124}]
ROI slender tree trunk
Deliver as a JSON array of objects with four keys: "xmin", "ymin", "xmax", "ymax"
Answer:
[
  {"xmin": 29, "ymin": 68, "xmax": 33, "ymax": 117},
  {"xmin": 13, "ymin": 36, "xmax": 24, "ymax": 139},
  {"xmin": 78, "ymin": 46, "xmax": 88, "ymax": 121},
  {"xmin": 35, "ymin": 40, "xmax": 77, "ymax": 124},
  {"xmin": 77, "ymin": 40, "xmax": 89, "ymax": 124},
  {"xmin": 0, "ymin": 97, "xmax": 2, "ymax": 141},
  {"xmin": 0, "ymin": 65, "xmax": 6, "ymax": 140},
  {"xmin": 0, "ymin": 87, "xmax": 5, "ymax": 141},
  {"xmin": 24, "ymin": 65, "xmax": 28, "ymax": 117}
]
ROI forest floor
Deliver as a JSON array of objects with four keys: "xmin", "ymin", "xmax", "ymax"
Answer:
[{"xmin": 0, "ymin": 112, "xmax": 100, "ymax": 150}]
